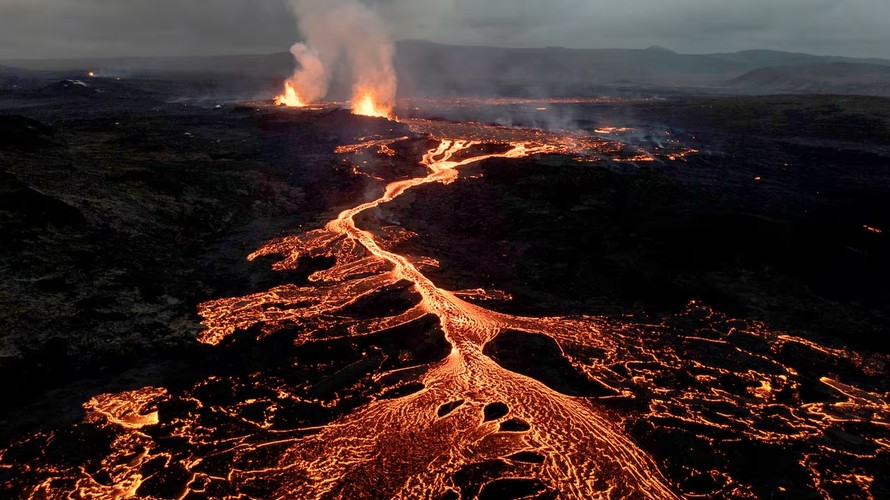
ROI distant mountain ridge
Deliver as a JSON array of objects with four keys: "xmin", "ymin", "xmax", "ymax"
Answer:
[
  {"xmin": 5, "ymin": 42, "xmax": 888, "ymax": 76},
  {"xmin": 394, "ymin": 41, "xmax": 890, "ymax": 96},
  {"xmin": 707, "ymin": 49, "xmax": 890, "ymax": 69},
  {"xmin": 4, "ymin": 42, "xmax": 890, "ymax": 97},
  {"xmin": 729, "ymin": 62, "xmax": 890, "ymax": 96},
  {"xmin": 0, "ymin": 63, "xmax": 24, "ymax": 74},
  {"xmin": 0, "ymin": 53, "xmax": 294, "ymax": 76}
]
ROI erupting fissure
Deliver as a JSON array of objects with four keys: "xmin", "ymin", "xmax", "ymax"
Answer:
[
  {"xmin": 351, "ymin": 91, "xmax": 393, "ymax": 119},
  {"xmin": 276, "ymin": 0, "xmax": 397, "ymax": 118},
  {"xmin": 274, "ymin": 81, "xmax": 306, "ymax": 108}
]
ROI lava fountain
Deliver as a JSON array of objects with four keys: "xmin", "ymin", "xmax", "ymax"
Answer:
[
  {"xmin": 351, "ymin": 90, "xmax": 393, "ymax": 118},
  {"xmin": 275, "ymin": 81, "xmax": 306, "ymax": 107},
  {"xmin": 277, "ymin": 0, "xmax": 397, "ymax": 117}
]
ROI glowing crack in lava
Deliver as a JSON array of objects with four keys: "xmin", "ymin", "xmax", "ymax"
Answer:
[{"xmin": 275, "ymin": 81, "xmax": 306, "ymax": 108}]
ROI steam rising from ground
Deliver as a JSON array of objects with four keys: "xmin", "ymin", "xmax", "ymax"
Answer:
[{"xmin": 282, "ymin": 0, "xmax": 397, "ymax": 116}]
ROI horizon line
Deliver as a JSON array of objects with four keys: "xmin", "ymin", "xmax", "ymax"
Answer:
[{"xmin": 3, "ymin": 40, "xmax": 890, "ymax": 64}]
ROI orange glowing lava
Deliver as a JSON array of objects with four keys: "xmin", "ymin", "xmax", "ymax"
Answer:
[
  {"xmin": 351, "ymin": 90, "xmax": 392, "ymax": 118},
  {"xmin": 4, "ymin": 122, "xmax": 887, "ymax": 499},
  {"xmin": 192, "ymin": 138, "xmax": 679, "ymax": 498},
  {"xmin": 275, "ymin": 81, "xmax": 306, "ymax": 107}
]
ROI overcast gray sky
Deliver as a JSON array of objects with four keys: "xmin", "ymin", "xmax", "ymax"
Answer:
[{"xmin": 1, "ymin": 0, "xmax": 888, "ymax": 60}]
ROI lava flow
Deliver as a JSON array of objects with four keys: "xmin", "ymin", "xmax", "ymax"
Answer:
[
  {"xmin": 2, "ymin": 119, "xmax": 888, "ymax": 499},
  {"xmin": 195, "ymin": 138, "xmax": 678, "ymax": 498}
]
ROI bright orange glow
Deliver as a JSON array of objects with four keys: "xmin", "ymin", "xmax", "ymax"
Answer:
[
  {"xmin": 88, "ymin": 71, "xmax": 95, "ymax": 78},
  {"xmin": 84, "ymin": 387, "xmax": 168, "ymax": 430},
  {"xmin": 274, "ymin": 81, "xmax": 306, "ymax": 107},
  {"xmin": 594, "ymin": 127, "xmax": 633, "ymax": 134},
  {"xmin": 334, "ymin": 136, "xmax": 408, "ymax": 155},
  {"xmin": 864, "ymin": 225, "xmax": 883, "ymax": 234},
  {"xmin": 351, "ymin": 90, "xmax": 392, "ymax": 118}
]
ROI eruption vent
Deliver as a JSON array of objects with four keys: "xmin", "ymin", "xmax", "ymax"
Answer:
[
  {"xmin": 275, "ymin": 82, "xmax": 306, "ymax": 107},
  {"xmin": 275, "ymin": 43, "xmax": 324, "ymax": 107},
  {"xmin": 277, "ymin": 0, "xmax": 397, "ymax": 118}
]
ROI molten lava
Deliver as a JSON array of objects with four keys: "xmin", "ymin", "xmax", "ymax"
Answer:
[
  {"xmin": 275, "ymin": 81, "xmax": 306, "ymax": 107},
  {"xmin": 351, "ymin": 90, "xmax": 392, "ymax": 118},
  {"xmin": 2, "ymin": 120, "xmax": 887, "ymax": 499},
  {"xmin": 194, "ymin": 138, "xmax": 679, "ymax": 498}
]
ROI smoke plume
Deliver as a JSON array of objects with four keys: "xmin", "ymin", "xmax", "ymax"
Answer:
[
  {"xmin": 286, "ymin": 43, "xmax": 327, "ymax": 103},
  {"xmin": 285, "ymin": 0, "xmax": 397, "ymax": 114}
]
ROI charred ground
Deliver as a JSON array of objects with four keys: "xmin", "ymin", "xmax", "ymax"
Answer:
[{"xmin": 0, "ymin": 78, "xmax": 415, "ymax": 434}]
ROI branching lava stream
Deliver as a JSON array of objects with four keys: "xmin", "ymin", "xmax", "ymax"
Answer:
[{"xmin": 197, "ymin": 138, "xmax": 676, "ymax": 498}]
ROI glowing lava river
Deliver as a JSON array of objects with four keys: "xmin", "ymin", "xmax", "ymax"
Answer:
[
  {"xmin": 2, "ymin": 115, "xmax": 888, "ymax": 499},
  {"xmin": 196, "ymin": 138, "xmax": 677, "ymax": 498}
]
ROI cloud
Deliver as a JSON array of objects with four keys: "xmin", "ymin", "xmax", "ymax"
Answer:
[
  {"xmin": 1, "ymin": 0, "xmax": 888, "ymax": 60},
  {"xmin": 378, "ymin": 0, "xmax": 890, "ymax": 57},
  {"xmin": 0, "ymin": 0, "xmax": 295, "ymax": 59}
]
